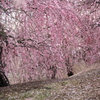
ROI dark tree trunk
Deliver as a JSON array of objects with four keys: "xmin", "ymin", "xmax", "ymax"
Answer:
[
  {"xmin": 51, "ymin": 66, "xmax": 57, "ymax": 79},
  {"xmin": 67, "ymin": 70, "xmax": 74, "ymax": 77},
  {"xmin": 0, "ymin": 46, "xmax": 10, "ymax": 87},
  {"xmin": 65, "ymin": 58, "xmax": 74, "ymax": 77},
  {"xmin": 67, "ymin": 65, "xmax": 74, "ymax": 77},
  {"xmin": 47, "ymin": 65, "xmax": 57, "ymax": 79},
  {"xmin": 0, "ymin": 70, "xmax": 10, "ymax": 87}
]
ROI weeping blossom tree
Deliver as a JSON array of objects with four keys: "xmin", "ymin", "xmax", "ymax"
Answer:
[{"xmin": 0, "ymin": 0, "xmax": 100, "ymax": 84}]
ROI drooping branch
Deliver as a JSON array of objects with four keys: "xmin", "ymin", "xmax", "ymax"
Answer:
[{"xmin": 0, "ymin": 0, "xmax": 100, "ymax": 83}]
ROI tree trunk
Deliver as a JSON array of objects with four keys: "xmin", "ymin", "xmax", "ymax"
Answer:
[{"xmin": 0, "ymin": 46, "xmax": 10, "ymax": 87}]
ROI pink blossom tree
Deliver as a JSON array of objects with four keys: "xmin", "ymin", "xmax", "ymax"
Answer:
[{"xmin": 0, "ymin": 0, "xmax": 100, "ymax": 84}]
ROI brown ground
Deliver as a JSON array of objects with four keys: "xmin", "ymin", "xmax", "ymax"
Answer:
[{"xmin": 0, "ymin": 67, "xmax": 100, "ymax": 100}]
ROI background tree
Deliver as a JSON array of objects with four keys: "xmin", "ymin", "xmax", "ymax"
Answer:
[{"xmin": 0, "ymin": 0, "xmax": 100, "ymax": 84}]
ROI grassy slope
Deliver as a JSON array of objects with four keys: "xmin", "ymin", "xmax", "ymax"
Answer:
[{"xmin": 0, "ymin": 67, "xmax": 100, "ymax": 100}]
